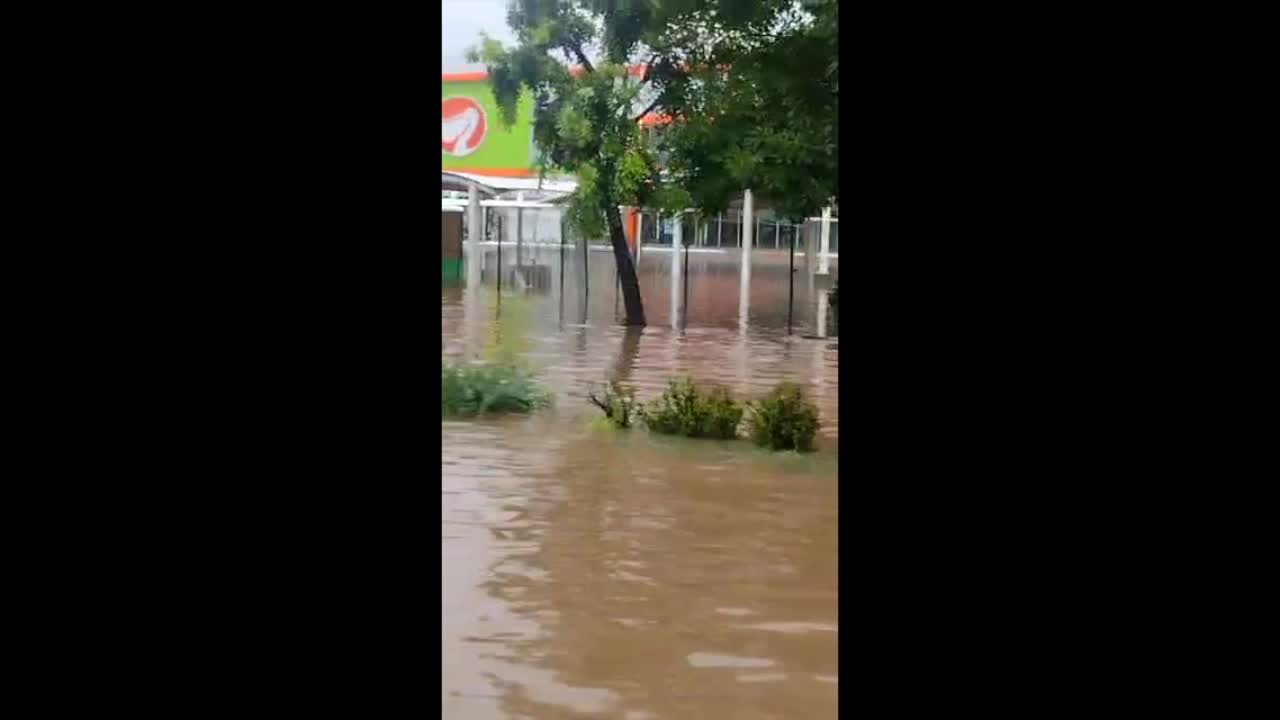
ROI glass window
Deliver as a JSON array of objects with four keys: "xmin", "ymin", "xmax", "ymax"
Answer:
[
  {"xmin": 642, "ymin": 211, "xmax": 659, "ymax": 244},
  {"xmin": 681, "ymin": 215, "xmax": 697, "ymax": 246},
  {"xmin": 721, "ymin": 213, "xmax": 740, "ymax": 248},
  {"xmin": 779, "ymin": 224, "xmax": 796, "ymax": 250},
  {"xmin": 757, "ymin": 220, "xmax": 777, "ymax": 249},
  {"xmin": 657, "ymin": 215, "xmax": 674, "ymax": 246}
]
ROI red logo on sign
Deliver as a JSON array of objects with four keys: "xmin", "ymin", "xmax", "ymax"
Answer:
[{"xmin": 442, "ymin": 97, "xmax": 488, "ymax": 157}]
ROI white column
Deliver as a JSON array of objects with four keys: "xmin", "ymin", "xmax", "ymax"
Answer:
[
  {"xmin": 816, "ymin": 283, "xmax": 829, "ymax": 338},
  {"xmin": 463, "ymin": 183, "xmax": 485, "ymax": 355},
  {"xmin": 515, "ymin": 192, "xmax": 524, "ymax": 266},
  {"xmin": 818, "ymin": 205, "xmax": 831, "ymax": 275},
  {"xmin": 670, "ymin": 212, "xmax": 683, "ymax": 329},
  {"xmin": 739, "ymin": 189, "xmax": 754, "ymax": 327},
  {"xmin": 467, "ymin": 183, "xmax": 483, "ymax": 288},
  {"xmin": 804, "ymin": 219, "xmax": 814, "ymax": 275},
  {"xmin": 805, "ymin": 221, "xmax": 816, "ymax": 311},
  {"xmin": 635, "ymin": 211, "xmax": 644, "ymax": 268}
]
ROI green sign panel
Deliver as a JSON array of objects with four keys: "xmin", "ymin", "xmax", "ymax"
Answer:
[{"xmin": 441, "ymin": 80, "xmax": 535, "ymax": 174}]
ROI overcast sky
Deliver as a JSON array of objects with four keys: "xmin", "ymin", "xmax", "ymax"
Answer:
[{"xmin": 442, "ymin": 0, "xmax": 516, "ymax": 72}]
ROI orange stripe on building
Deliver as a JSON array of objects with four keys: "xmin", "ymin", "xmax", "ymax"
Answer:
[
  {"xmin": 442, "ymin": 72, "xmax": 490, "ymax": 83},
  {"xmin": 638, "ymin": 113, "xmax": 672, "ymax": 128}
]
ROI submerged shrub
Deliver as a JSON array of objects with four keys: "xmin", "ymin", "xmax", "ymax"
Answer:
[
  {"xmin": 746, "ymin": 383, "xmax": 820, "ymax": 452},
  {"xmin": 640, "ymin": 378, "xmax": 743, "ymax": 439},
  {"xmin": 442, "ymin": 363, "xmax": 551, "ymax": 417},
  {"xmin": 588, "ymin": 381, "xmax": 638, "ymax": 428}
]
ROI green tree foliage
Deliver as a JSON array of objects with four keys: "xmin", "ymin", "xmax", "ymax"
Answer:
[
  {"xmin": 641, "ymin": 0, "xmax": 838, "ymax": 221},
  {"xmin": 469, "ymin": 1, "xmax": 665, "ymax": 325},
  {"xmin": 469, "ymin": 1, "xmax": 838, "ymax": 324}
]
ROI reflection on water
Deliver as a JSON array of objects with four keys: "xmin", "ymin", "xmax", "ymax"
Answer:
[{"xmin": 443, "ymin": 271, "xmax": 839, "ymax": 719}]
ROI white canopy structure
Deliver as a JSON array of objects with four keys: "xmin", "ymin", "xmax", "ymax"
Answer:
[{"xmin": 441, "ymin": 171, "xmax": 576, "ymax": 199}]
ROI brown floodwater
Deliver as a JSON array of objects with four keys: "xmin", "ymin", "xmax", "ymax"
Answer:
[{"xmin": 443, "ymin": 251, "xmax": 839, "ymax": 719}]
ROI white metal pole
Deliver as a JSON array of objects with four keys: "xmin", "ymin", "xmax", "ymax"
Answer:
[
  {"xmin": 818, "ymin": 206, "xmax": 832, "ymax": 275},
  {"xmin": 671, "ymin": 212, "xmax": 683, "ymax": 329},
  {"xmin": 804, "ymin": 220, "xmax": 814, "ymax": 274},
  {"xmin": 739, "ymin": 190, "xmax": 754, "ymax": 327},
  {"xmin": 515, "ymin": 192, "xmax": 524, "ymax": 268},
  {"xmin": 467, "ymin": 183, "xmax": 483, "ymax": 288},
  {"xmin": 464, "ymin": 182, "xmax": 485, "ymax": 354},
  {"xmin": 635, "ymin": 210, "xmax": 644, "ymax": 269},
  {"xmin": 816, "ymin": 283, "xmax": 830, "ymax": 338},
  {"xmin": 806, "ymin": 220, "xmax": 816, "ymax": 309}
]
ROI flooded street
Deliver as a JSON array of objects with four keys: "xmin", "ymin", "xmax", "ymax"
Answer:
[{"xmin": 443, "ymin": 251, "xmax": 839, "ymax": 719}]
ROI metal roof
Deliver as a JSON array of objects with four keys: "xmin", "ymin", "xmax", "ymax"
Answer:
[{"xmin": 441, "ymin": 171, "xmax": 576, "ymax": 197}]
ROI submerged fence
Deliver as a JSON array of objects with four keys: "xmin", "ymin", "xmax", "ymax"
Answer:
[{"xmin": 451, "ymin": 202, "xmax": 839, "ymax": 336}]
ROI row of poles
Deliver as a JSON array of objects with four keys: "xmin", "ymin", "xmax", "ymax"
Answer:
[{"xmin": 462, "ymin": 184, "xmax": 834, "ymax": 335}]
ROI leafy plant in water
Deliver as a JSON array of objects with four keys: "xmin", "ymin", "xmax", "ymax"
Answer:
[
  {"xmin": 746, "ymin": 383, "xmax": 820, "ymax": 452},
  {"xmin": 588, "ymin": 381, "xmax": 638, "ymax": 429},
  {"xmin": 442, "ymin": 363, "xmax": 552, "ymax": 417},
  {"xmin": 641, "ymin": 378, "xmax": 743, "ymax": 439}
]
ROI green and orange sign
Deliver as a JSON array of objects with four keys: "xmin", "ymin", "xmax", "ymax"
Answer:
[{"xmin": 442, "ymin": 75, "xmax": 536, "ymax": 177}]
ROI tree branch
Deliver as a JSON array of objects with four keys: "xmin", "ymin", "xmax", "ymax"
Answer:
[
  {"xmin": 569, "ymin": 41, "xmax": 594, "ymax": 74},
  {"xmin": 640, "ymin": 54, "xmax": 660, "ymax": 83},
  {"xmin": 587, "ymin": 388, "xmax": 611, "ymax": 417},
  {"xmin": 633, "ymin": 96, "xmax": 663, "ymax": 123},
  {"xmin": 623, "ymin": 55, "xmax": 664, "ymax": 121}
]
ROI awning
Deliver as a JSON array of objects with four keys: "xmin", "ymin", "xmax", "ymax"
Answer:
[{"xmin": 441, "ymin": 171, "xmax": 576, "ymax": 197}]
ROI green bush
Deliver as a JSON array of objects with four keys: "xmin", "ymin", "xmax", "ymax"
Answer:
[
  {"xmin": 746, "ymin": 383, "xmax": 820, "ymax": 452},
  {"xmin": 588, "ymin": 381, "xmax": 638, "ymax": 428},
  {"xmin": 640, "ymin": 378, "xmax": 743, "ymax": 439},
  {"xmin": 442, "ymin": 363, "xmax": 551, "ymax": 417}
]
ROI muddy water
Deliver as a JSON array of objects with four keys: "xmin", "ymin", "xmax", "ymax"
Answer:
[{"xmin": 442, "ymin": 266, "xmax": 839, "ymax": 719}]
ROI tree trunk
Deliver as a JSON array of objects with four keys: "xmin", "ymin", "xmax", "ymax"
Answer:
[{"xmin": 604, "ymin": 201, "xmax": 646, "ymax": 326}]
